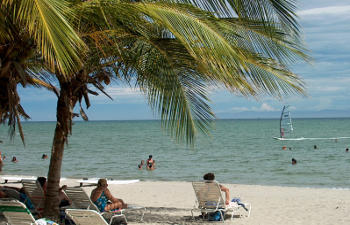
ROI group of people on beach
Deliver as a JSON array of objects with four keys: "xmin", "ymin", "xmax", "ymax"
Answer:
[
  {"xmin": 0, "ymin": 176, "xmax": 71, "ymax": 209},
  {"xmin": 90, "ymin": 173, "xmax": 236, "ymax": 214},
  {"xmin": 0, "ymin": 172, "xmax": 245, "ymax": 224},
  {"xmin": 138, "ymin": 155, "xmax": 156, "ymax": 170}
]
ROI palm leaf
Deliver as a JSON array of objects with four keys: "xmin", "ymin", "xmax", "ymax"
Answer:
[{"xmin": 2, "ymin": 0, "xmax": 85, "ymax": 76}]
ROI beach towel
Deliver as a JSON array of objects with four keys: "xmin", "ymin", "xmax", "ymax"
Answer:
[
  {"xmin": 19, "ymin": 192, "xmax": 34, "ymax": 210},
  {"xmin": 231, "ymin": 198, "xmax": 248, "ymax": 211}
]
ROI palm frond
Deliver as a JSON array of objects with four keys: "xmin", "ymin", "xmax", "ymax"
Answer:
[{"xmin": 4, "ymin": 0, "xmax": 85, "ymax": 76}]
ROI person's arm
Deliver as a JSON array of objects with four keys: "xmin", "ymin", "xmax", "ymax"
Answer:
[
  {"xmin": 90, "ymin": 188, "xmax": 103, "ymax": 202},
  {"xmin": 104, "ymin": 188, "xmax": 119, "ymax": 202},
  {"xmin": 62, "ymin": 192, "xmax": 71, "ymax": 204},
  {"xmin": 3, "ymin": 186, "xmax": 21, "ymax": 191},
  {"xmin": 220, "ymin": 184, "xmax": 230, "ymax": 205}
]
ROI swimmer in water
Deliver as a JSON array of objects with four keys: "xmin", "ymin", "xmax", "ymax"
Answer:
[{"xmin": 138, "ymin": 160, "xmax": 144, "ymax": 170}]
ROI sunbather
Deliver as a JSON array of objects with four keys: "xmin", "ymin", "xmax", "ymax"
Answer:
[
  {"xmin": 58, "ymin": 185, "xmax": 71, "ymax": 207},
  {"xmin": 90, "ymin": 178, "xmax": 127, "ymax": 212},
  {"xmin": 203, "ymin": 173, "xmax": 230, "ymax": 205},
  {"xmin": 0, "ymin": 186, "xmax": 21, "ymax": 200},
  {"xmin": 37, "ymin": 177, "xmax": 47, "ymax": 193}
]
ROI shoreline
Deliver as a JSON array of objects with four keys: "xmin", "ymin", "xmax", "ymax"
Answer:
[
  {"xmin": 1, "ymin": 176, "xmax": 350, "ymax": 224},
  {"xmin": 1, "ymin": 174, "xmax": 349, "ymax": 190}
]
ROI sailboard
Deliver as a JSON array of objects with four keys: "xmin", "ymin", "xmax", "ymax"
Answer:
[{"xmin": 273, "ymin": 106, "xmax": 350, "ymax": 141}]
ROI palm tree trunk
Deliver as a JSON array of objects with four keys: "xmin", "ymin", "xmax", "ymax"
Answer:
[{"xmin": 43, "ymin": 81, "xmax": 72, "ymax": 219}]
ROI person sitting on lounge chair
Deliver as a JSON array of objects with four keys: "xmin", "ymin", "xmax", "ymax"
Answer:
[
  {"xmin": 90, "ymin": 178, "xmax": 127, "ymax": 212},
  {"xmin": 58, "ymin": 185, "xmax": 71, "ymax": 207},
  {"xmin": 0, "ymin": 186, "xmax": 21, "ymax": 200},
  {"xmin": 203, "ymin": 173, "xmax": 230, "ymax": 205}
]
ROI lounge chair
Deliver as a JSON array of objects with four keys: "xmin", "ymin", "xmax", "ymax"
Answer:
[
  {"xmin": 191, "ymin": 181, "xmax": 251, "ymax": 221},
  {"xmin": 66, "ymin": 209, "xmax": 127, "ymax": 225},
  {"xmin": 64, "ymin": 186, "xmax": 146, "ymax": 223},
  {"xmin": 64, "ymin": 187, "xmax": 99, "ymax": 211},
  {"xmin": 64, "ymin": 186, "xmax": 127, "ymax": 223},
  {"xmin": 21, "ymin": 179, "xmax": 45, "ymax": 217},
  {"xmin": 0, "ymin": 198, "xmax": 37, "ymax": 224},
  {"xmin": 76, "ymin": 178, "xmax": 139, "ymax": 187}
]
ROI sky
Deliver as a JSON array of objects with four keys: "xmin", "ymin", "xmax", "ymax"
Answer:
[{"xmin": 19, "ymin": 0, "xmax": 350, "ymax": 121}]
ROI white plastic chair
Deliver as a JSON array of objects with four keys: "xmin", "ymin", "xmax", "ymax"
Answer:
[
  {"xmin": 64, "ymin": 187, "xmax": 128, "ymax": 223},
  {"xmin": 66, "ymin": 209, "xmax": 115, "ymax": 225},
  {"xmin": 0, "ymin": 199, "xmax": 36, "ymax": 224},
  {"xmin": 191, "ymin": 181, "xmax": 251, "ymax": 221}
]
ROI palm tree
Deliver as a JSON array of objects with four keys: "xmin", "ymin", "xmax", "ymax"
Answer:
[
  {"xmin": 42, "ymin": 0, "xmax": 309, "ymax": 219},
  {"xmin": 0, "ymin": 0, "xmax": 84, "ymax": 143},
  {"xmin": 1, "ymin": 0, "xmax": 309, "ymax": 219}
]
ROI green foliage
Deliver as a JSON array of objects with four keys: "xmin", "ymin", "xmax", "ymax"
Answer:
[{"xmin": 69, "ymin": 0, "xmax": 308, "ymax": 144}]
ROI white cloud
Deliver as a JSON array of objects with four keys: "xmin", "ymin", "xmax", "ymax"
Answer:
[
  {"xmin": 304, "ymin": 77, "xmax": 350, "ymax": 94},
  {"xmin": 252, "ymin": 103, "xmax": 278, "ymax": 112},
  {"xmin": 298, "ymin": 5, "xmax": 350, "ymax": 16},
  {"xmin": 104, "ymin": 87, "xmax": 142, "ymax": 97},
  {"xmin": 229, "ymin": 106, "xmax": 250, "ymax": 112},
  {"xmin": 227, "ymin": 103, "xmax": 278, "ymax": 113},
  {"xmin": 89, "ymin": 86, "xmax": 146, "ymax": 104}
]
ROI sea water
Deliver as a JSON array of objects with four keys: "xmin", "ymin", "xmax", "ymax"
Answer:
[{"xmin": 0, "ymin": 118, "xmax": 350, "ymax": 188}]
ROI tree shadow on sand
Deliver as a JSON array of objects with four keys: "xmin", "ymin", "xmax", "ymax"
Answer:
[{"xmin": 110, "ymin": 207, "xmax": 242, "ymax": 224}]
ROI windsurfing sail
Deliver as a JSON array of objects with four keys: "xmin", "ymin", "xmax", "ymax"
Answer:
[
  {"xmin": 273, "ymin": 106, "xmax": 350, "ymax": 141},
  {"xmin": 279, "ymin": 105, "xmax": 293, "ymax": 138}
]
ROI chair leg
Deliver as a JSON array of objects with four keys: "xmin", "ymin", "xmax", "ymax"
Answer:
[
  {"xmin": 219, "ymin": 210, "xmax": 225, "ymax": 222},
  {"xmin": 110, "ymin": 214, "xmax": 127, "ymax": 225},
  {"xmin": 139, "ymin": 207, "xmax": 146, "ymax": 222},
  {"xmin": 247, "ymin": 203, "xmax": 252, "ymax": 217}
]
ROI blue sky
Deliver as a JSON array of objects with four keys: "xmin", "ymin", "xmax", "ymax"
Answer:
[{"xmin": 19, "ymin": 0, "xmax": 350, "ymax": 121}]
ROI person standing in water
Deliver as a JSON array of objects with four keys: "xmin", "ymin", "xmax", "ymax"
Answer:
[{"xmin": 146, "ymin": 155, "xmax": 155, "ymax": 170}]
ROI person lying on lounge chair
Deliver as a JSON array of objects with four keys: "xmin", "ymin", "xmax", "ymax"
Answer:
[{"xmin": 90, "ymin": 178, "xmax": 127, "ymax": 212}]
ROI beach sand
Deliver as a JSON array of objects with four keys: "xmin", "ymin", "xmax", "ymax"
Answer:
[
  {"xmin": 2, "ymin": 178, "xmax": 350, "ymax": 224},
  {"xmin": 69, "ymin": 180, "xmax": 350, "ymax": 224}
]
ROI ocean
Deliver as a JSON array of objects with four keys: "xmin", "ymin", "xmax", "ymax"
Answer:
[{"xmin": 0, "ymin": 118, "xmax": 350, "ymax": 188}]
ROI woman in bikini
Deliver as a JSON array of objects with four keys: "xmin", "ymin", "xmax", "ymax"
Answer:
[{"xmin": 90, "ymin": 178, "xmax": 127, "ymax": 212}]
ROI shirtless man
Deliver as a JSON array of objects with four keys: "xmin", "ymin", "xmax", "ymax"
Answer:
[{"xmin": 203, "ymin": 173, "xmax": 230, "ymax": 205}]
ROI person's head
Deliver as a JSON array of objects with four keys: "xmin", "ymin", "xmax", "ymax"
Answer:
[
  {"xmin": 203, "ymin": 173, "xmax": 215, "ymax": 181},
  {"xmin": 313, "ymin": 145, "xmax": 317, "ymax": 149},
  {"xmin": 292, "ymin": 158, "xmax": 297, "ymax": 165},
  {"xmin": 42, "ymin": 154, "xmax": 48, "ymax": 159},
  {"xmin": 346, "ymin": 148, "xmax": 349, "ymax": 152},
  {"xmin": 59, "ymin": 185, "xmax": 67, "ymax": 191},
  {"xmin": 97, "ymin": 178, "xmax": 108, "ymax": 189},
  {"xmin": 11, "ymin": 156, "xmax": 17, "ymax": 162},
  {"xmin": 37, "ymin": 177, "xmax": 47, "ymax": 190},
  {"xmin": 148, "ymin": 155, "xmax": 152, "ymax": 159}
]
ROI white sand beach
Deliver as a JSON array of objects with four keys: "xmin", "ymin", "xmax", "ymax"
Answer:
[
  {"xmin": 61, "ymin": 179, "xmax": 350, "ymax": 224},
  {"xmin": 1, "ymin": 178, "xmax": 350, "ymax": 224}
]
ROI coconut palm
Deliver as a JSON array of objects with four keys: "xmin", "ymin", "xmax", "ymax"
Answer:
[
  {"xmin": 41, "ymin": 0, "xmax": 309, "ymax": 219},
  {"xmin": 0, "ymin": 0, "xmax": 84, "ymax": 143},
  {"xmin": 1, "ymin": 0, "xmax": 309, "ymax": 219}
]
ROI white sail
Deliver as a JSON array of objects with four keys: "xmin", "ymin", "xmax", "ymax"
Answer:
[
  {"xmin": 279, "ymin": 105, "xmax": 293, "ymax": 138},
  {"xmin": 273, "ymin": 106, "xmax": 350, "ymax": 141}
]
